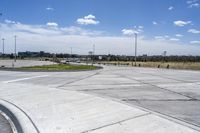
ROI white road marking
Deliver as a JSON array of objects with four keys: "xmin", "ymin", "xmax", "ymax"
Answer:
[{"xmin": 3, "ymin": 75, "xmax": 49, "ymax": 83}]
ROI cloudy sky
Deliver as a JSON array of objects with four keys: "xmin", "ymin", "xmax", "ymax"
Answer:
[{"xmin": 0, "ymin": 0, "xmax": 200, "ymax": 55}]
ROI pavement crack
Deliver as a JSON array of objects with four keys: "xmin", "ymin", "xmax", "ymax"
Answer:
[
  {"xmin": 56, "ymin": 72, "xmax": 100, "ymax": 88},
  {"xmin": 116, "ymin": 73, "xmax": 197, "ymax": 100},
  {"xmin": 81, "ymin": 112, "xmax": 151, "ymax": 133},
  {"xmin": 122, "ymin": 99, "xmax": 200, "ymax": 102}
]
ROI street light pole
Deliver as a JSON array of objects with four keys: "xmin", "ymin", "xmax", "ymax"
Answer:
[
  {"xmin": 92, "ymin": 44, "xmax": 95, "ymax": 65},
  {"xmin": 93, "ymin": 44, "xmax": 95, "ymax": 55},
  {"xmin": 14, "ymin": 35, "xmax": 17, "ymax": 62},
  {"xmin": 2, "ymin": 38, "xmax": 5, "ymax": 59},
  {"xmin": 0, "ymin": 13, "xmax": 3, "ymax": 57},
  {"xmin": 134, "ymin": 33, "xmax": 137, "ymax": 66},
  {"xmin": 70, "ymin": 47, "xmax": 72, "ymax": 56}
]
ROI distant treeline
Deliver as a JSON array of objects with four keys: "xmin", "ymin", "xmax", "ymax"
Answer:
[{"xmin": 1, "ymin": 52, "xmax": 200, "ymax": 62}]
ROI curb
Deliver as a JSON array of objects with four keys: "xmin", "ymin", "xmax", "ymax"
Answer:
[
  {"xmin": 0, "ymin": 103, "xmax": 23, "ymax": 133},
  {"xmin": 0, "ymin": 99, "xmax": 39, "ymax": 133}
]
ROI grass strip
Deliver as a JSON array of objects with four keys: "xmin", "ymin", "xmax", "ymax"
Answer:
[{"xmin": 19, "ymin": 64, "xmax": 97, "ymax": 71}]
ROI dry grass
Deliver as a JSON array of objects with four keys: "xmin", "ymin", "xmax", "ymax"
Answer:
[{"xmin": 99, "ymin": 61, "xmax": 200, "ymax": 70}]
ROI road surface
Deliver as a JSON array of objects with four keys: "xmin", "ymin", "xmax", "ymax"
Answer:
[{"xmin": 0, "ymin": 64, "xmax": 200, "ymax": 132}]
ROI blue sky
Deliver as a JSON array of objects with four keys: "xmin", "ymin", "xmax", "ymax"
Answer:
[{"xmin": 0, "ymin": 0, "xmax": 200, "ymax": 55}]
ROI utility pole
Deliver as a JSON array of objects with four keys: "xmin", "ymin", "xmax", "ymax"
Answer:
[
  {"xmin": 2, "ymin": 38, "xmax": 5, "ymax": 59},
  {"xmin": 92, "ymin": 44, "xmax": 95, "ymax": 65},
  {"xmin": 70, "ymin": 47, "xmax": 72, "ymax": 55},
  {"xmin": 0, "ymin": 13, "xmax": 3, "ymax": 57},
  {"xmin": 14, "ymin": 35, "xmax": 17, "ymax": 62},
  {"xmin": 134, "ymin": 33, "xmax": 137, "ymax": 66},
  {"xmin": 93, "ymin": 44, "xmax": 95, "ymax": 55}
]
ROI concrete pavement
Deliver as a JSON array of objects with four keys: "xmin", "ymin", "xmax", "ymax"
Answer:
[
  {"xmin": 0, "ymin": 60, "xmax": 55, "ymax": 68},
  {"xmin": 0, "ymin": 63, "xmax": 200, "ymax": 132}
]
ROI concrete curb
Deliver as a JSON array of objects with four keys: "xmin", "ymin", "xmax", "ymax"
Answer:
[
  {"xmin": 0, "ymin": 99, "xmax": 39, "ymax": 133},
  {"xmin": 0, "ymin": 104, "xmax": 20, "ymax": 133},
  {"xmin": 0, "ymin": 103, "xmax": 23, "ymax": 133}
]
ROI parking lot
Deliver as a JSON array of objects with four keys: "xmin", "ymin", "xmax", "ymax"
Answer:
[{"xmin": 0, "ymin": 61, "xmax": 200, "ymax": 132}]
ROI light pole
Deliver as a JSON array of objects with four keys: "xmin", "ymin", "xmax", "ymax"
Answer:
[
  {"xmin": 134, "ymin": 33, "xmax": 137, "ymax": 66},
  {"xmin": 2, "ymin": 38, "xmax": 5, "ymax": 59},
  {"xmin": 0, "ymin": 13, "xmax": 3, "ymax": 57},
  {"xmin": 92, "ymin": 44, "xmax": 95, "ymax": 65},
  {"xmin": 14, "ymin": 35, "xmax": 17, "ymax": 62},
  {"xmin": 93, "ymin": 44, "xmax": 95, "ymax": 55},
  {"xmin": 70, "ymin": 47, "xmax": 72, "ymax": 56},
  {"xmin": 70, "ymin": 47, "xmax": 73, "ymax": 62}
]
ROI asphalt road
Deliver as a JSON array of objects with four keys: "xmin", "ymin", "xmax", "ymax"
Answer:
[{"xmin": 0, "ymin": 63, "xmax": 200, "ymax": 132}]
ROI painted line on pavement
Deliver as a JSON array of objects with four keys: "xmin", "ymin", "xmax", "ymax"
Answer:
[{"xmin": 2, "ymin": 75, "xmax": 49, "ymax": 83}]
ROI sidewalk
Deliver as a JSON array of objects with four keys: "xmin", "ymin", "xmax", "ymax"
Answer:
[{"xmin": 0, "ymin": 83, "xmax": 199, "ymax": 133}]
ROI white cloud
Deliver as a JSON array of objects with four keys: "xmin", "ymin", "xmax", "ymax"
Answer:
[
  {"xmin": 155, "ymin": 36, "xmax": 166, "ymax": 41},
  {"xmin": 188, "ymin": 29, "xmax": 200, "ymax": 34},
  {"xmin": 1, "ymin": 21, "xmax": 200, "ymax": 55},
  {"xmin": 152, "ymin": 21, "xmax": 157, "ymax": 25},
  {"xmin": 0, "ymin": 21, "xmax": 103, "ymax": 36},
  {"xmin": 60, "ymin": 26, "xmax": 104, "ymax": 36},
  {"xmin": 164, "ymin": 35, "xmax": 169, "ymax": 38},
  {"xmin": 5, "ymin": 19, "xmax": 17, "ymax": 24},
  {"xmin": 135, "ymin": 26, "xmax": 144, "ymax": 33},
  {"xmin": 187, "ymin": 0, "xmax": 198, "ymax": 4},
  {"xmin": 122, "ymin": 29, "xmax": 136, "ymax": 35},
  {"xmin": 155, "ymin": 35, "xmax": 171, "ymax": 41},
  {"xmin": 170, "ymin": 38, "xmax": 180, "ymax": 41},
  {"xmin": 176, "ymin": 34, "xmax": 183, "ymax": 37},
  {"xmin": 168, "ymin": 6, "xmax": 174, "ymax": 10},
  {"xmin": 122, "ymin": 26, "xmax": 143, "ymax": 35},
  {"xmin": 46, "ymin": 7, "xmax": 54, "ymax": 11},
  {"xmin": 174, "ymin": 20, "xmax": 192, "ymax": 27},
  {"xmin": 190, "ymin": 41, "xmax": 200, "ymax": 44},
  {"xmin": 77, "ymin": 18, "xmax": 99, "ymax": 25},
  {"xmin": 77, "ymin": 14, "xmax": 100, "ymax": 25},
  {"xmin": 189, "ymin": 3, "xmax": 200, "ymax": 8},
  {"xmin": 46, "ymin": 22, "xmax": 58, "ymax": 27},
  {"xmin": 187, "ymin": 0, "xmax": 199, "ymax": 8},
  {"xmin": 139, "ymin": 26, "xmax": 143, "ymax": 29},
  {"xmin": 84, "ymin": 14, "xmax": 95, "ymax": 19},
  {"xmin": 155, "ymin": 36, "xmax": 180, "ymax": 42}
]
